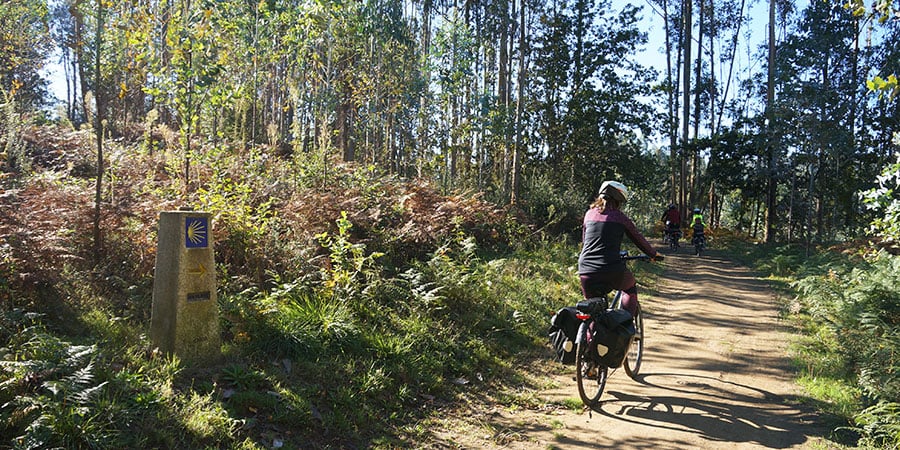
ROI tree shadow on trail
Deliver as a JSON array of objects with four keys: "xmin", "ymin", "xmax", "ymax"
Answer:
[{"xmin": 591, "ymin": 371, "xmax": 832, "ymax": 449}]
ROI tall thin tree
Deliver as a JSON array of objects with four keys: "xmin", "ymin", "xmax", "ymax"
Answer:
[
  {"xmin": 92, "ymin": 0, "xmax": 105, "ymax": 261},
  {"xmin": 764, "ymin": 0, "xmax": 776, "ymax": 242},
  {"xmin": 681, "ymin": 0, "xmax": 692, "ymax": 215}
]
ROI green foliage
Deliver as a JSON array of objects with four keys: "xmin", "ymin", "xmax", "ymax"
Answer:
[
  {"xmin": 861, "ymin": 154, "xmax": 900, "ymax": 244},
  {"xmin": 179, "ymin": 391, "xmax": 237, "ymax": 442},
  {"xmin": 792, "ymin": 252, "xmax": 900, "ymax": 401},
  {"xmin": 145, "ymin": 0, "xmax": 222, "ymax": 159},
  {"xmin": 0, "ymin": 91, "xmax": 30, "ymax": 177},
  {"xmin": 530, "ymin": 0, "xmax": 658, "ymax": 204},
  {"xmin": 867, "ymin": 75, "xmax": 899, "ymax": 100},
  {"xmin": 0, "ymin": 305, "xmax": 265, "ymax": 448},
  {"xmin": 197, "ymin": 146, "xmax": 278, "ymax": 238},
  {"xmin": 1, "ymin": 114, "xmax": 644, "ymax": 447},
  {"xmin": 0, "ymin": 0, "xmax": 52, "ymax": 110},
  {"xmin": 850, "ymin": 401, "xmax": 900, "ymax": 449},
  {"xmin": 733, "ymin": 237, "xmax": 900, "ymax": 447},
  {"xmin": 0, "ymin": 315, "xmax": 113, "ymax": 449},
  {"xmin": 519, "ymin": 172, "xmax": 587, "ymax": 235},
  {"xmin": 210, "ymin": 228, "xmax": 586, "ymax": 444},
  {"xmin": 316, "ymin": 211, "xmax": 384, "ymax": 299}
]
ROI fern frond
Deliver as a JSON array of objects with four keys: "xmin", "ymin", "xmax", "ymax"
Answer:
[
  {"xmin": 69, "ymin": 381, "xmax": 107, "ymax": 406},
  {"xmin": 65, "ymin": 345, "xmax": 97, "ymax": 365},
  {"xmin": 63, "ymin": 361, "xmax": 96, "ymax": 388}
]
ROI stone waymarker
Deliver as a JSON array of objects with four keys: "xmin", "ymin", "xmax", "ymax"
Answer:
[{"xmin": 150, "ymin": 211, "xmax": 221, "ymax": 365}]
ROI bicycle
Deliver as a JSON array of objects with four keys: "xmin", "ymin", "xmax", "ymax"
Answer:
[
  {"xmin": 692, "ymin": 232, "xmax": 706, "ymax": 256},
  {"xmin": 663, "ymin": 222, "xmax": 681, "ymax": 252},
  {"xmin": 573, "ymin": 252, "xmax": 650, "ymax": 407}
]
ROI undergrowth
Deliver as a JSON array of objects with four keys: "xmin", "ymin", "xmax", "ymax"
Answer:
[{"xmin": 0, "ymin": 126, "xmax": 598, "ymax": 448}]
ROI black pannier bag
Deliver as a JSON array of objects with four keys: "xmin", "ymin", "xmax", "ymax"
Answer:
[
  {"xmin": 590, "ymin": 309, "xmax": 635, "ymax": 368},
  {"xmin": 548, "ymin": 306, "xmax": 579, "ymax": 364}
]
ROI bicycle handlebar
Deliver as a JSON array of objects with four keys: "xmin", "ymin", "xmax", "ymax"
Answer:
[{"xmin": 620, "ymin": 252, "xmax": 660, "ymax": 261}]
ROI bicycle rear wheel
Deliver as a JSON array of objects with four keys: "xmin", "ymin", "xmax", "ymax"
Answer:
[
  {"xmin": 575, "ymin": 340, "xmax": 608, "ymax": 406},
  {"xmin": 623, "ymin": 303, "xmax": 644, "ymax": 378}
]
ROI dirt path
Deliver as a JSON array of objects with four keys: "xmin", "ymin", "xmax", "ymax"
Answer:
[{"xmin": 432, "ymin": 246, "xmax": 834, "ymax": 449}]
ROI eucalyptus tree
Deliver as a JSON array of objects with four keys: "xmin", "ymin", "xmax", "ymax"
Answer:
[
  {"xmin": 846, "ymin": 0, "xmax": 900, "ymax": 253},
  {"xmin": 531, "ymin": 0, "xmax": 658, "ymax": 198},
  {"xmin": 649, "ymin": 0, "xmax": 761, "ymax": 223},
  {"xmin": 456, "ymin": 0, "xmax": 522, "ymax": 199},
  {"xmin": 355, "ymin": 1, "xmax": 420, "ymax": 173},
  {"xmin": 511, "ymin": 0, "xmax": 528, "ymax": 205},
  {"xmin": 0, "ymin": 0, "xmax": 53, "ymax": 111},
  {"xmin": 92, "ymin": 0, "xmax": 154, "ymax": 133},
  {"xmin": 762, "ymin": 0, "xmax": 776, "ymax": 242},
  {"xmin": 155, "ymin": 0, "xmax": 221, "ymax": 192},
  {"xmin": 46, "ymin": 0, "xmax": 110, "ymax": 255},
  {"xmin": 531, "ymin": 1, "xmax": 571, "ymax": 180},
  {"xmin": 1, "ymin": 0, "xmax": 51, "ymax": 176},
  {"xmin": 91, "ymin": 0, "xmax": 106, "ymax": 260},
  {"xmin": 430, "ymin": 9, "xmax": 478, "ymax": 190},
  {"xmin": 49, "ymin": 0, "xmax": 81, "ymax": 123},
  {"xmin": 774, "ymin": 0, "xmax": 874, "ymax": 241},
  {"xmin": 867, "ymin": 21, "xmax": 900, "ymax": 157},
  {"xmin": 648, "ymin": 0, "xmax": 684, "ymax": 207}
]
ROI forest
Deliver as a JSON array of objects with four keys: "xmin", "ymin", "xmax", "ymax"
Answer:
[{"xmin": 2, "ymin": 0, "xmax": 900, "ymax": 448}]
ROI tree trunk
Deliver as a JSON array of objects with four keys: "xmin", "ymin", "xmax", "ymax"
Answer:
[
  {"xmin": 708, "ymin": 0, "xmax": 715, "ymax": 134},
  {"xmin": 681, "ymin": 0, "xmax": 692, "ymax": 217},
  {"xmin": 715, "ymin": 0, "xmax": 746, "ymax": 133},
  {"xmin": 418, "ymin": 0, "xmax": 432, "ymax": 174},
  {"xmin": 848, "ymin": 16, "xmax": 860, "ymax": 231},
  {"xmin": 763, "ymin": 0, "xmax": 777, "ymax": 243},
  {"xmin": 692, "ymin": 0, "xmax": 703, "ymax": 142},
  {"xmin": 788, "ymin": 168, "xmax": 795, "ymax": 242},
  {"xmin": 690, "ymin": 0, "xmax": 704, "ymax": 209},
  {"xmin": 498, "ymin": 0, "xmax": 510, "ymax": 196},
  {"xmin": 71, "ymin": 1, "xmax": 89, "ymax": 128},
  {"xmin": 251, "ymin": 2, "xmax": 259, "ymax": 145},
  {"xmin": 662, "ymin": 0, "xmax": 679, "ymax": 206},
  {"xmin": 92, "ymin": 1, "xmax": 105, "ymax": 262},
  {"xmin": 511, "ymin": 0, "xmax": 527, "ymax": 206},
  {"xmin": 339, "ymin": 86, "xmax": 352, "ymax": 161}
]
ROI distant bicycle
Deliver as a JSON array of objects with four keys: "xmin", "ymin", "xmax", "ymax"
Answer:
[
  {"xmin": 692, "ymin": 231, "xmax": 706, "ymax": 256},
  {"xmin": 663, "ymin": 222, "xmax": 680, "ymax": 251}
]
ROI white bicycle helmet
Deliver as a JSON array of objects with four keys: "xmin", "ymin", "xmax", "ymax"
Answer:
[{"xmin": 598, "ymin": 181, "xmax": 629, "ymax": 205}]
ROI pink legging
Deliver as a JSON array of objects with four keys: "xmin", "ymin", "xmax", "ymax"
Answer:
[{"xmin": 579, "ymin": 270, "xmax": 640, "ymax": 316}]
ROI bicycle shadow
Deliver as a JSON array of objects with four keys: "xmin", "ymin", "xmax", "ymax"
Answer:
[{"xmin": 582, "ymin": 371, "xmax": 825, "ymax": 448}]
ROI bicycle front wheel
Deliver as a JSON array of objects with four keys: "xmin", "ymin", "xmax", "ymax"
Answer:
[
  {"xmin": 575, "ymin": 340, "xmax": 608, "ymax": 407},
  {"xmin": 623, "ymin": 303, "xmax": 644, "ymax": 378}
]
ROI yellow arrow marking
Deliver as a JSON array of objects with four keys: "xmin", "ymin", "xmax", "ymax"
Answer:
[{"xmin": 187, "ymin": 263, "xmax": 207, "ymax": 277}]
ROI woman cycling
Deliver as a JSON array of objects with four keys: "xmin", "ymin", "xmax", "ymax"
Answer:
[{"xmin": 578, "ymin": 181, "xmax": 662, "ymax": 317}]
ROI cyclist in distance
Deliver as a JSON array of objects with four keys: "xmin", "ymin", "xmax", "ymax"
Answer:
[
  {"xmin": 691, "ymin": 207, "xmax": 705, "ymax": 225},
  {"xmin": 691, "ymin": 215, "xmax": 706, "ymax": 242},
  {"xmin": 661, "ymin": 204, "xmax": 681, "ymax": 241},
  {"xmin": 578, "ymin": 181, "xmax": 662, "ymax": 317}
]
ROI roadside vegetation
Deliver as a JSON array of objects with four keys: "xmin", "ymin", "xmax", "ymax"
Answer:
[
  {"xmin": 0, "ymin": 125, "xmax": 667, "ymax": 448},
  {"xmin": 719, "ymin": 227, "xmax": 900, "ymax": 449}
]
